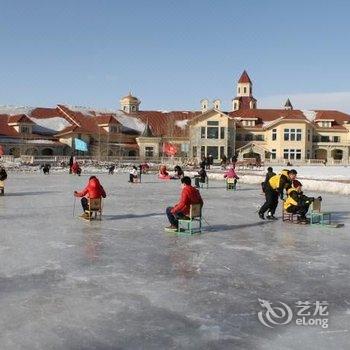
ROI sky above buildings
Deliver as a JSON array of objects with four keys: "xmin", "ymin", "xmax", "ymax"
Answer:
[{"xmin": 1, "ymin": 0, "xmax": 350, "ymax": 112}]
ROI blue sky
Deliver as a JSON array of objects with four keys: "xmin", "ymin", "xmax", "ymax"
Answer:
[{"xmin": 1, "ymin": 0, "xmax": 350, "ymax": 112}]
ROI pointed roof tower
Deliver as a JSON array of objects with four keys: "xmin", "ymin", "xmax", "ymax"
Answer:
[
  {"xmin": 238, "ymin": 70, "xmax": 252, "ymax": 84},
  {"xmin": 141, "ymin": 120, "xmax": 154, "ymax": 137},
  {"xmin": 284, "ymin": 98, "xmax": 293, "ymax": 110}
]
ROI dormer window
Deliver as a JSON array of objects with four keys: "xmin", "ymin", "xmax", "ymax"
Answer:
[
  {"xmin": 110, "ymin": 125, "xmax": 120, "ymax": 133},
  {"xmin": 20, "ymin": 126, "xmax": 31, "ymax": 134},
  {"xmin": 319, "ymin": 121, "xmax": 332, "ymax": 128},
  {"xmin": 242, "ymin": 120, "xmax": 255, "ymax": 127}
]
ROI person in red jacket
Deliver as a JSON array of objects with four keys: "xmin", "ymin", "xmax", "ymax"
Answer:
[
  {"xmin": 165, "ymin": 176, "xmax": 203, "ymax": 231},
  {"xmin": 74, "ymin": 176, "xmax": 106, "ymax": 218}
]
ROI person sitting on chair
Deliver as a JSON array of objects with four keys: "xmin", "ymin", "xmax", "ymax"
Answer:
[
  {"xmin": 194, "ymin": 165, "xmax": 207, "ymax": 188},
  {"xmin": 108, "ymin": 164, "xmax": 115, "ymax": 175},
  {"xmin": 42, "ymin": 164, "xmax": 51, "ymax": 175},
  {"xmin": 173, "ymin": 165, "xmax": 184, "ymax": 179},
  {"xmin": 0, "ymin": 166, "xmax": 8, "ymax": 181},
  {"xmin": 71, "ymin": 161, "xmax": 82, "ymax": 176},
  {"xmin": 129, "ymin": 166, "xmax": 138, "ymax": 183},
  {"xmin": 224, "ymin": 165, "xmax": 239, "ymax": 188},
  {"xmin": 284, "ymin": 180, "xmax": 321, "ymax": 223},
  {"xmin": 74, "ymin": 176, "xmax": 106, "ymax": 219},
  {"xmin": 165, "ymin": 176, "xmax": 203, "ymax": 231}
]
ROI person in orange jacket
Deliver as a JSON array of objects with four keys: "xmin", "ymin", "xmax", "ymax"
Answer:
[
  {"xmin": 165, "ymin": 176, "xmax": 203, "ymax": 231},
  {"xmin": 74, "ymin": 176, "xmax": 106, "ymax": 218}
]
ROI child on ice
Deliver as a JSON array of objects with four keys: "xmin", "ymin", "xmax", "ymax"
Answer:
[{"xmin": 224, "ymin": 165, "xmax": 239, "ymax": 189}]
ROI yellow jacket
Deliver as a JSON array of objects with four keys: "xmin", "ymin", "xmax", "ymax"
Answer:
[
  {"xmin": 268, "ymin": 169, "xmax": 290, "ymax": 191},
  {"xmin": 284, "ymin": 188, "xmax": 298, "ymax": 210}
]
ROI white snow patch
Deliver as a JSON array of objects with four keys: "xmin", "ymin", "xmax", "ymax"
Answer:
[
  {"xmin": 0, "ymin": 105, "xmax": 34, "ymax": 116},
  {"xmin": 26, "ymin": 140, "xmax": 58, "ymax": 144},
  {"xmin": 31, "ymin": 117, "xmax": 71, "ymax": 133},
  {"xmin": 175, "ymin": 119, "xmax": 188, "ymax": 129},
  {"xmin": 302, "ymin": 110, "xmax": 317, "ymax": 122},
  {"xmin": 114, "ymin": 111, "xmax": 145, "ymax": 132}
]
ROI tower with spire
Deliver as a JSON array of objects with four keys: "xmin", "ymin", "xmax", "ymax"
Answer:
[
  {"xmin": 232, "ymin": 70, "xmax": 257, "ymax": 111},
  {"xmin": 284, "ymin": 98, "xmax": 293, "ymax": 110}
]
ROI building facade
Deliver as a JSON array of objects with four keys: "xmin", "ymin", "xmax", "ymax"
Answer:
[{"xmin": 1, "ymin": 71, "xmax": 350, "ymax": 164}]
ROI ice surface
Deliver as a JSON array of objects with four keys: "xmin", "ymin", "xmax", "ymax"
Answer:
[{"xmin": 0, "ymin": 172, "xmax": 350, "ymax": 349}]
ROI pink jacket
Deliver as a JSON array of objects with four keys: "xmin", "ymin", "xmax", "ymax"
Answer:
[{"xmin": 224, "ymin": 168, "xmax": 239, "ymax": 179}]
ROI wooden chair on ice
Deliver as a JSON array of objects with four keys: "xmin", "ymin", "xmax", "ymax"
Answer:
[
  {"xmin": 87, "ymin": 198, "xmax": 102, "ymax": 221},
  {"xmin": 177, "ymin": 204, "xmax": 202, "ymax": 235},
  {"xmin": 226, "ymin": 178, "xmax": 237, "ymax": 190},
  {"xmin": 282, "ymin": 200, "xmax": 300, "ymax": 223}
]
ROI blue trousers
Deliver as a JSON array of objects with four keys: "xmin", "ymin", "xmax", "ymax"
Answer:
[{"xmin": 166, "ymin": 206, "xmax": 186, "ymax": 227}]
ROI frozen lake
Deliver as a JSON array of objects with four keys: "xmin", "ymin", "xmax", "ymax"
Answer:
[{"xmin": 1, "ymin": 172, "xmax": 350, "ymax": 350}]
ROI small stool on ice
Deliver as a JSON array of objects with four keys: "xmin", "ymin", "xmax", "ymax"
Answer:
[
  {"xmin": 177, "ymin": 204, "xmax": 202, "ymax": 235},
  {"xmin": 226, "ymin": 178, "xmax": 236, "ymax": 190},
  {"xmin": 309, "ymin": 198, "xmax": 331, "ymax": 226},
  {"xmin": 199, "ymin": 176, "xmax": 209, "ymax": 189}
]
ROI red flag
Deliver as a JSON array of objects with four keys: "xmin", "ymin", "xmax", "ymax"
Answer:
[
  {"xmin": 0, "ymin": 145, "xmax": 4, "ymax": 156},
  {"xmin": 162, "ymin": 142, "xmax": 177, "ymax": 156}
]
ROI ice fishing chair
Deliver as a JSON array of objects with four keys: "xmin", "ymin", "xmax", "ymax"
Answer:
[
  {"xmin": 309, "ymin": 198, "xmax": 331, "ymax": 226},
  {"xmin": 0, "ymin": 180, "xmax": 4, "ymax": 196},
  {"xmin": 226, "ymin": 178, "xmax": 236, "ymax": 190},
  {"xmin": 87, "ymin": 198, "xmax": 102, "ymax": 221},
  {"xmin": 177, "ymin": 204, "xmax": 202, "ymax": 235},
  {"xmin": 199, "ymin": 176, "xmax": 209, "ymax": 189},
  {"xmin": 282, "ymin": 201, "xmax": 300, "ymax": 223}
]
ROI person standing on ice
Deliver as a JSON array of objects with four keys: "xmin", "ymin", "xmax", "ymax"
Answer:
[
  {"xmin": 165, "ymin": 176, "xmax": 203, "ymax": 231},
  {"xmin": 74, "ymin": 176, "xmax": 106, "ymax": 219},
  {"xmin": 69, "ymin": 155, "xmax": 74, "ymax": 174},
  {"xmin": 261, "ymin": 167, "xmax": 276, "ymax": 193},
  {"xmin": 258, "ymin": 169, "xmax": 297, "ymax": 220}
]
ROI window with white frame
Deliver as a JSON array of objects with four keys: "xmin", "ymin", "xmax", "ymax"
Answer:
[
  {"xmin": 181, "ymin": 143, "xmax": 189, "ymax": 153},
  {"xmin": 145, "ymin": 147, "xmax": 154, "ymax": 157},
  {"xmin": 284, "ymin": 128, "xmax": 302, "ymax": 141},
  {"xmin": 319, "ymin": 121, "xmax": 332, "ymax": 128},
  {"xmin": 283, "ymin": 149, "xmax": 302, "ymax": 160},
  {"xmin": 243, "ymin": 120, "xmax": 255, "ymax": 127}
]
